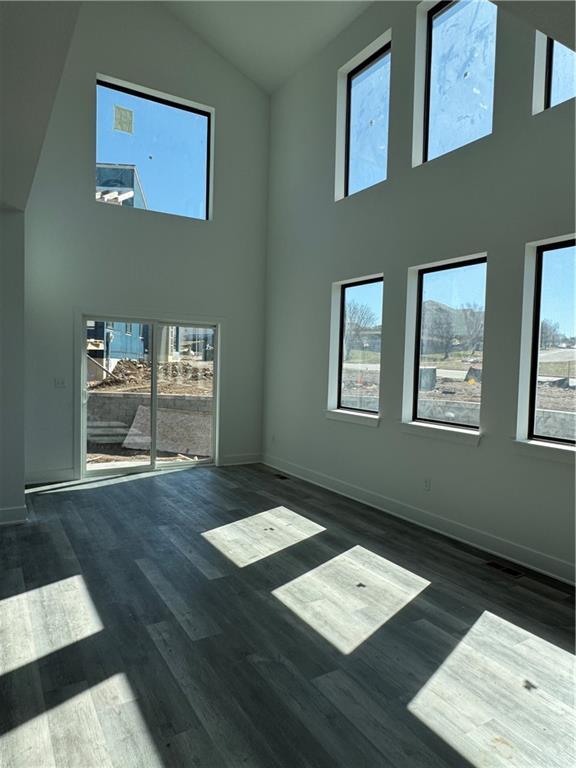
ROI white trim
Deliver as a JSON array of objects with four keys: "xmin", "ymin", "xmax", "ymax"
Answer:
[
  {"xmin": 532, "ymin": 31, "xmax": 548, "ymax": 116},
  {"xmin": 402, "ymin": 251, "xmax": 488, "ymax": 425},
  {"xmin": 217, "ymin": 453, "xmax": 261, "ymax": 466},
  {"xmin": 26, "ymin": 468, "xmax": 76, "ymax": 486},
  {"xmin": 412, "ymin": 1, "xmax": 436, "ymax": 167},
  {"xmin": 0, "ymin": 505, "xmax": 28, "ymax": 524},
  {"xmin": 262, "ymin": 454, "xmax": 574, "ymax": 584},
  {"xmin": 96, "ymin": 73, "xmax": 215, "ymax": 221},
  {"xmin": 515, "ymin": 439, "xmax": 575, "ymax": 464},
  {"xmin": 516, "ymin": 233, "xmax": 575, "ymax": 443},
  {"xmin": 334, "ymin": 28, "xmax": 392, "ymax": 201},
  {"xmin": 400, "ymin": 420, "xmax": 481, "ymax": 446},
  {"xmin": 325, "ymin": 409, "xmax": 380, "ymax": 427},
  {"xmin": 327, "ymin": 273, "xmax": 384, "ymax": 414}
]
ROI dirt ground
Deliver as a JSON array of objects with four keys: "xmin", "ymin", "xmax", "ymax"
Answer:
[
  {"xmin": 89, "ymin": 358, "xmax": 214, "ymax": 396},
  {"xmin": 86, "ymin": 445, "xmax": 207, "ymax": 465},
  {"xmin": 341, "ymin": 370, "xmax": 575, "ymax": 412}
]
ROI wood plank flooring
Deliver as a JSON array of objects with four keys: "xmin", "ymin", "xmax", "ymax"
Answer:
[{"xmin": 1, "ymin": 463, "xmax": 574, "ymax": 767}]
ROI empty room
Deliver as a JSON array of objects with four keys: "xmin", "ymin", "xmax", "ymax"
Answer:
[{"xmin": 0, "ymin": 1, "xmax": 574, "ymax": 766}]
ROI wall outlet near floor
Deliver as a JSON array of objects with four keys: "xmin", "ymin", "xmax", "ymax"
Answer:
[
  {"xmin": 424, "ymin": 478, "xmax": 432, "ymax": 491},
  {"xmin": 53, "ymin": 377, "xmax": 66, "ymax": 389}
]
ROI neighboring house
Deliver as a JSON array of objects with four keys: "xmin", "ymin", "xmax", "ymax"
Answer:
[
  {"xmin": 96, "ymin": 163, "xmax": 147, "ymax": 208},
  {"xmin": 86, "ymin": 321, "xmax": 149, "ymax": 377}
]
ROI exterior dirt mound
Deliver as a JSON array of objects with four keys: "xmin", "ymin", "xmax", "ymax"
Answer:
[{"xmin": 90, "ymin": 358, "xmax": 214, "ymax": 394}]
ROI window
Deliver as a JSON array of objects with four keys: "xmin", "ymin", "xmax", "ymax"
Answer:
[
  {"xmin": 337, "ymin": 278, "xmax": 383, "ymax": 412},
  {"xmin": 545, "ymin": 39, "xmax": 576, "ymax": 109},
  {"xmin": 345, "ymin": 44, "xmax": 391, "ymax": 196},
  {"xmin": 96, "ymin": 79, "xmax": 211, "ymax": 220},
  {"xmin": 529, "ymin": 240, "xmax": 576, "ymax": 445},
  {"xmin": 413, "ymin": 259, "xmax": 487, "ymax": 428},
  {"xmin": 424, "ymin": 0, "xmax": 497, "ymax": 162}
]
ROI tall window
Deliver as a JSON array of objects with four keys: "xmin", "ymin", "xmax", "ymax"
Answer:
[
  {"xmin": 338, "ymin": 278, "xmax": 383, "ymax": 412},
  {"xmin": 529, "ymin": 240, "xmax": 576, "ymax": 445},
  {"xmin": 345, "ymin": 45, "xmax": 391, "ymax": 196},
  {"xmin": 545, "ymin": 39, "xmax": 576, "ymax": 109},
  {"xmin": 96, "ymin": 80, "xmax": 211, "ymax": 220},
  {"xmin": 413, "ymin": 259, "xmax": 487, "ymax": 428},
  {"xmin": 424, "ymin": 0, "xmax": 497, "ymax": 162}
]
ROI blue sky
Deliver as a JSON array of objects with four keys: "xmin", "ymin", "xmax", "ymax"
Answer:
[
  {"xmin": 541, "ymin": 245, "xmax": 576, "ymax": 337},
  {"xmin": 347, "ymin": 281, "xmax": 383, "ymax": 324},
  {"xmin": 348, "ymin": 49, "xmax": 391, "ymax": 195},
  {"xmin": 423, "ymin": 261, "xmax": 486, "ymax": 311},
  {"xmin": 428, "ymin": 0, "xmax": 497, "ymax": 161},
  {"xmin": 96, "ymin": 84, "xmax": 208, "ymax": 219},
  {"xmin": 551, "ymin": 41, "xmax": 576, "ymax": 107}
]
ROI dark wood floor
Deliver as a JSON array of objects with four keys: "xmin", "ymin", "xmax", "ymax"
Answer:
[{"xmin": 1, "ymin": 463, "xmax": 574, "ymax": 767}]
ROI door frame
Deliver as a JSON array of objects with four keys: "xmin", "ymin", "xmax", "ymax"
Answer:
[{"xmin": 75, "ymin": 311, "xmax": 221, "ymax": 480}]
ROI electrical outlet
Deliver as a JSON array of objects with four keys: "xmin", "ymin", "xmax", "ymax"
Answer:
[
  {"xmin": 54, "ymin": 377, "xmax": 66, "ymax": 389},
  {"xmin": 424, "ymin": 478, "xmax": 432, "ymax": 491}
]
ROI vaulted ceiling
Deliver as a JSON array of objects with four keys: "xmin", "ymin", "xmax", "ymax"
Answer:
[
  {"xmin": 168, "ymin": 1, "xmax": 371, "ymax": 92},
  {"xmin": 168, "ymin": 1, "xmax": 575, "ymax": 94}
]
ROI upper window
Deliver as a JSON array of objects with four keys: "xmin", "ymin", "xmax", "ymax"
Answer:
[
  {"xmin": 413, "ymin": 258, "xmax": 487, "ymax": 429},
  {"xmin": 345, "ymin": 45, "xmax": 391, "ymax": 196},
  {"xmin": 529, "ymin": 240, "xmax": 576, "ymax": 445},
  {"xmin": 545, "ymin": 39, "xmax": 576, "ymax": 109},
  {"xmin": 424, "ymin": 0, "xmax": 497, "ymax": 162},
  {"xmin": 96, "ymin": 80, "xmax": 211, "ymax": 220},
  {"xmin": 338, "ymin": 278, "xmax": 383, "ymax": 412}
]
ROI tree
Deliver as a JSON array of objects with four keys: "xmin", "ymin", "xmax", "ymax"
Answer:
[
  {"xmin": 432, "ymin": 308, "xmax": 454, "ymax": 360},
  {"xmin": 461, "ymin": 303, "xmax": 485, "ymax": 354},
  {"xmin": 540, "ymin": 319, "xmax": 560, "ymax": 350},
  {"xmin": 344, "ymin": 301, "xmax": 376, "ymax": 361}
]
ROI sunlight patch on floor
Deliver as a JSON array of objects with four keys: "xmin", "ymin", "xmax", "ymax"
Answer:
[
  {"xmin": 0, "ymin": 574, "xmax": 103, "ymax": 676},
  {"xmin": 0, "ymin": 673, "xmax": 164, "ymax": 768},
  {"xmin": 201, "ymin": 506, "xmax": 325, "ymax": 567},
  {"xmin": 272, "ymin": 545, "xmax": 430, "ymax": 654},
  {"xmin": 408, "ymin": 611, "xmax": 575, "ymax": 767}
]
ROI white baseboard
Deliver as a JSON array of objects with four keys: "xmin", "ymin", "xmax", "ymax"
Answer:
[
  {"xmin": 263, "ymin": 453, "xmax": 574, "ymax": 585},
  {"xmin": 218, "ymin": 453, "xmax": 261, "ymax": 466},
  {"xmin": 0, "ymin": 505, "xmax": 28, "ymax": 525},
  {"xmin": 26, "ymin": 468, "xmax": 77, "ymax": 486}
]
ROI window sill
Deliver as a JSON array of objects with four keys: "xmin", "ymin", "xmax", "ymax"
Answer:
[
  {"xmin": 401, "ymin": 420, "xmax": 481, "ymax": 446},
  {"xmin": 325, "ymin": 409, "xmax": 380, "ymax": 427},
  {"xmin": 515, "ymin": 439, "xmax": 575, "ymax": 464}
]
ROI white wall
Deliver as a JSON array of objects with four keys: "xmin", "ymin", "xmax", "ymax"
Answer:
[
  {"xmin": 264, "ymin": 2, "xmax": 575, "ymax": 581},
  {"xmin": 25, "ymin": 1, "xmax": 269, "ymax": 480},
  {"xmin": 0, "ymin": 1, "xmax": 79, "ymax": 210},
  {"xmin": 0, "ymin": 210, "xmax": 26, "ymax": 522}
]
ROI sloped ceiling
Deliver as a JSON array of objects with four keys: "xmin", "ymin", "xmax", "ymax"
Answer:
[
  {"xmin": 168, "ymin": 1, "xmax": 574, "ymax": 94},
  {"xmin": 495, "ymin": 1, "xmax": 575, "ymax": 49},
  {"xmin": 0, "ymin": 1, "xmax": 80, "ymax": 211},
  {"xmin": 168, "ymin": 1, "xmax": 371, "ymax": 92}
]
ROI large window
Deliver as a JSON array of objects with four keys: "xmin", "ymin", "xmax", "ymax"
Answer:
[
  {"xmin": 345, "ymin": 44, "xmax": 391, "ymax": 196},
  {"xmin": 545, "ymin": 39, "xmax": 576, "ymax": 109},
  {"xmin": 529, "ymin": 240, "xmax": 576, "ymax": 445},
  {"xmin": 338, "ymin": 278, "xmax": 383, "ymax": 412},
  {"xmin": 424, "ymin": 0, "xmax": 497, "ymax": 162},
  {"xmin": 96, "ymin": 80, "xmax": 211, "ymax": 220},
  {"xmin": 413, "ymin": 259, "xmax": 487, "ymax": 428}
]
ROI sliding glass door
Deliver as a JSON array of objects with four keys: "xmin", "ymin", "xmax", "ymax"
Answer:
[
  {"xmin": 155, "ymin": 325, "xmax": 215, "ymax": 464},
  {"xmin": 83, "ymin": 319, "xmax": 216, "ymax": 475}
]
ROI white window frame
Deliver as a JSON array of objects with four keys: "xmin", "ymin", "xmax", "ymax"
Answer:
[
  {"xmin": 96, "ymin": 73, "xmax": 216, "ymax": 220},
  {"xmin": 326, "ymin": 273, "xmax": 383, "ymax": 426},
  {"xmin": 401, "ymin": 252, "xmax": 487, "ymax": 444},
  {"xmin": 335, "ymin": 29, "xmax": 392, "ymax": 201},
  {"xmin": 516, "ymin": 234, "xmax": 576, "ymax": 454}
]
